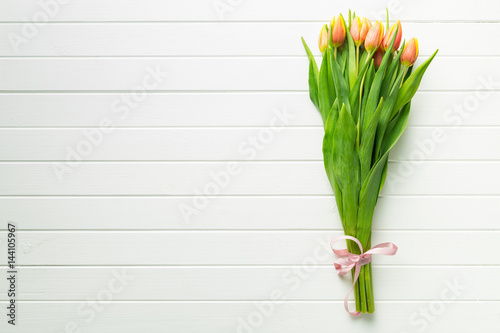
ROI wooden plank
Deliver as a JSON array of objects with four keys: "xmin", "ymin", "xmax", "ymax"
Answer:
[
  {"xmin": 1, "ymin": 23, "xmax": 494, "ymax": 56},
  {"xmin": 1, "ymin": 231, "xmax": 498, "ymax": 265},
  {"xmin": 0, "ymin": 0, "xmax": 497, "ymax": 22},
  {"xmin": 1, "ymin": 91, "xmax": 498, "ymax": 127},
  {"xmin": 0, "ymin": 162, "xmax": 498, "ymax": 195},
  {"xmin": 0, "ymin": 127, "xmax": 496, "ymax": 161},
  {"xmin": 0, "ymin": 302, "xmax": 497, "ymax": 332},
  {"xmin": 0, "ymin": 266, "xmax": 494, "ymax": 301},
  {"xmin": 0, "ymin": 57, "xmax": 496, "ymax": 91},
  {"xmin": 0, "ymin": 196, "xmax": 498, "ymax": 230}
]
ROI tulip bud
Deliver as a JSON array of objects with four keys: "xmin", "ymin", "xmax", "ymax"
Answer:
[
  {"xmin": 400, "ymin": 37, "xmax": 419, "ymax": 67},
  {"xmin": 382, "ymin": 20, "xmax": 402, "ymax": 51},
  {"xmin": 318, "ymin": 25, "xmax": 328, "ymax": 53},
  {"xmin": 351, "ymin": 16, "xmax": 372, "ymax": 47},
  {"xmin": 330, "ymin": 15, "xmax": 346, "ymax": 48},
  {"xmin": 359, "ymin": 17, "xmax": 372, "ymax": 46},
  {"xmin": 364, "ymin": 21, "xmax": 384, "ymax": 52},
  {"xmin": 373, "ymin": 48, "xmax": 383, "ymax": 68},
  {"xmin": 350, "ymin": 16, "xmax": 362, "ymax": 46}
]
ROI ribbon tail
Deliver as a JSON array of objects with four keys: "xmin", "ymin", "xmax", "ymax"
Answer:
[{"xmin": 344, "ymin": 262, "xmax": 362, "ymax": 317}]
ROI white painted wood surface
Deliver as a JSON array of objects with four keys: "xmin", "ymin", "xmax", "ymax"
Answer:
[
  {"xmin": 0, "ymin": 127, "xmax": 497, "ymax": 160},
  {"xmin": 0, "ymin": 57, "xmax": 497, "ymax": 90},
  {"xmin": 0, "ymin": 0, "xmax": 497, "ymax": 21},
  {"xmin": 0, "ymin": 231, "xmax": 497, "ymax": 265},
  {"xmin": 1, "ymin": 266, "xmax": 497, "ymax": 300},
  {"xmin": 1, "ymin": 23, "xmax": 499, "ymax": 56},
  {"xmin": 1, "ymin": 92, "xmax": 499, "ymax": 127},
  {"xmin": 1, "ymin": 0, "xmax": 499, "ymax": 332}
]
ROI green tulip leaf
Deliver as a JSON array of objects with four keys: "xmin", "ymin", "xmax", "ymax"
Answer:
[
  {"xmin": 318, "ymin": 51, "xmax": 332, "ymax": 125},
  {"xmin": 329, "ymin": 46, "xmax": 352, "ymax": 116},
  {"xmin": 301, "ymin": 37, "xmax": 319, "ymax": 82},
  {"xmin": 333, "ymin": 104, "xmax": 360, "ymax": 235},
  {"xmin": 392, "ymin": 49, "xmax": 439, "ymax": 117},
  {"xmin": 362, "ymin": 27, "xmax": 398, "ymax": 137}
]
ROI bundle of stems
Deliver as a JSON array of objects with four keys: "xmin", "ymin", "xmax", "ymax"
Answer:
[{"xmin": 301, "ymin": 10, "xmax": 437, "ymax": 313}]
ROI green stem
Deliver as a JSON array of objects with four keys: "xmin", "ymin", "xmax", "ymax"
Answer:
[
  {"xmin": 354, "ymin": 227, "xmax": 375, "ymax": 313},
  {"xmin": 355, "ymin": 46, "xmax": 359, "ymax": 76},
  {"xmin": 400, "ymin": 67, "xmax": 408, "ymax": 88},
  {"xmin": 346, "ymin": 239, "xmax": 361, "ymax": 311},
  {"xmin": 366, "ymin": 263, "xmax": 375, "ymax": 313},
  {"xmin": 348, "ymin": 265, "xmax": 373, "ymax": 314},
  {"xmin": 364, "ymin": 49, "xmax": 375, "ymax": 66},
  {"xmin": 358, "ymin": 266, "xmax": 368, "ymax": 313},
  {"xmin": 355, "ymin": 70, "xmax": 367, "ymax": 149},
  {"xmin": 353, "ymin": 270, "xmax": 361, "ymax": 312}
]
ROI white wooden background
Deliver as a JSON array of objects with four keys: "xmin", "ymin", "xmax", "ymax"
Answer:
[{"xmin": 1, "ymin": 0, "xmax": 500, "ymax": 332}]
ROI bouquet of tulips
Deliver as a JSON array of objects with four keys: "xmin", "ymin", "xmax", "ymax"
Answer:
[{"xmin": 301, "ymin": 10, "xmax": 438, "ymax": 314}]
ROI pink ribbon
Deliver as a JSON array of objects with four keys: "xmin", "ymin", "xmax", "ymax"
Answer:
[{"xmin": 331, "ymin": 236, "xmax": 398, "ymax": 316}]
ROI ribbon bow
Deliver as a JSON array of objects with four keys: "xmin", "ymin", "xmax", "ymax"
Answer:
[{"xmin": 331, "ymin": 236, "xmax": 398, "ymax": 316}]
